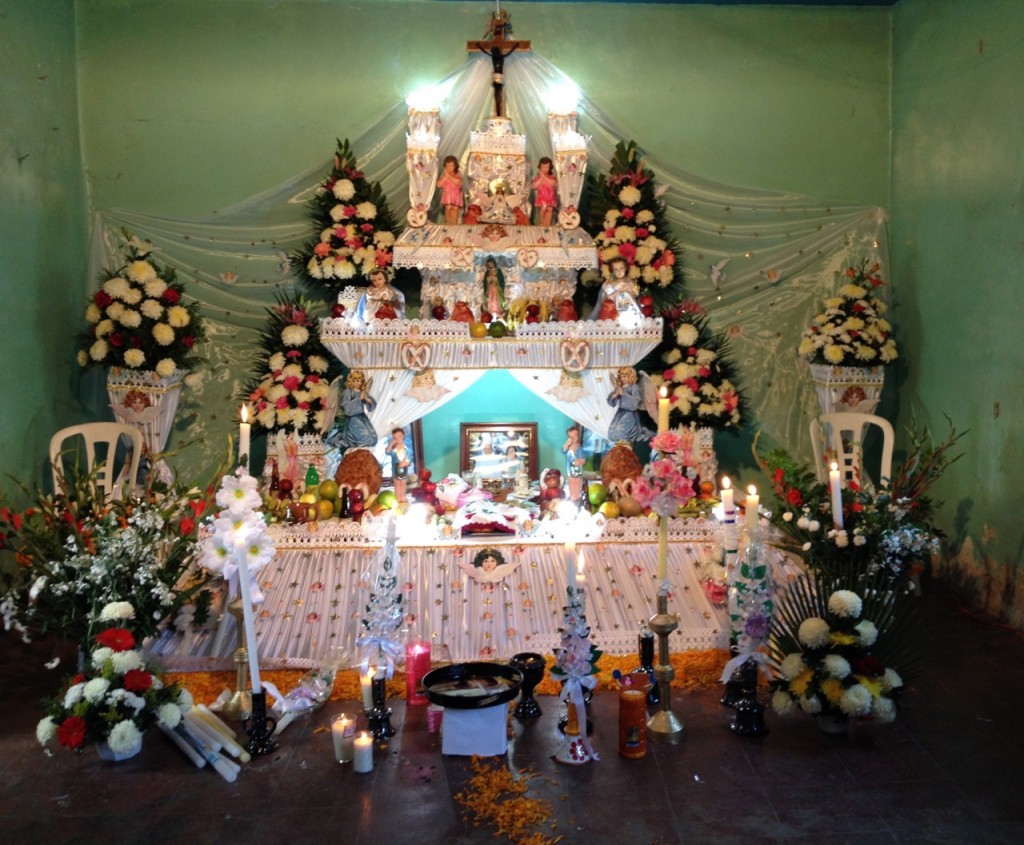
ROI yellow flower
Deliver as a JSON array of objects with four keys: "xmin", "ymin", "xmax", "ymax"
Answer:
[
  {"xmin": 823, "ymin": 344, "xmax": 846, "ymax": 364},
  {"xmin": 152, "ymin": 323, "xmax": 175, "ymax": 346},
  {"xmin": 829, "ymin": 631, "xmax": 858, "ymax": 646},
  {"xmin": 126, "ymin": 260, "xmax": 157, "ymax": 284},
  {"xmin": 853, "ymin": 674, "xmax": 883, "ymax": 697},
  {"xmin": 821, "ymin": 677, "xmax": 844, "ymax": 704},
  {"xmin": 789, "ymin": 667, "xmax": 814, "ymax": 697},
  {"xmin": 124, "ymin": 349, "xmax": 146, "ymax": 368},
  {"xmin": 167, "ymin": 306, "xmax": 190, "ymax": 328}
]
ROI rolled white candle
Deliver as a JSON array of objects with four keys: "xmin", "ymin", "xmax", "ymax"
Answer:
[
  {"xmin": 332, "ymin": 714, "xmax": 355, "ymax": 764},
  {"xmin": 195, "ymin": 703, "xmax": 238, "ymax": 740},
  {"xmin": 238, "ymin": 406, "xmax": 251, "ymax": 472},
  {"xmin": 829, "ymin": 462, "xmax": 845, "ymax": 530},
  {"xmin": 353, "ymin": 731, "xmax": 373, "ymax": 773},
  {"xmin": 233, "ymin": 538, "xmax": 262, "ymax": 694},
  {"xmin": 360, "ymin": 668, "xmax": 375, "ymax": 711},
  {"xmin": 157, "ymin": 722, "xmax": 206, "ymax": 769},
  {"xmin": 657, "ymin": 387, "xmax": 670, "ymax": 434},
  {"xmin": 745, "ymin": 485, "xmax": 759, "ymax": 534},
  {"xmin": 721, "ymin": 477, "xmax": 735, "ymax": 519},
  {"xmin": 183, "ymin": 712, "xmax": 223, "ymax": 753},
  {"xmin": 191, "ymin": 707, "xmax": 250, "ymax": 762},
  {"xmin": 565, "ymin": 541, "xmax": 577, "ymax": 591}
]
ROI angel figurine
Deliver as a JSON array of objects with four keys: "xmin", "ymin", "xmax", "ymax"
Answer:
[
  {"xmin": 331, "ymin": 369, "xmax": 378, "ymax": 451},
  {"xmin": 607, "ymin": 366, "xmax": 655, "ymax": 443}
]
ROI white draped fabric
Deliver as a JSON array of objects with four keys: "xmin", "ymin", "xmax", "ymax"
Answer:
[
  {"xmin": 508, "ymin": 368, "xmax": 619, "ymax": 441},
  {"xmin": 88, "ymin": 51, "xmax": 888, "ymax": 478}
]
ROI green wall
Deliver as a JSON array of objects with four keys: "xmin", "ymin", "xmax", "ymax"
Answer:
[
  {"xmin": 0, "ymin": 0, "xmax": 90, "ymax": 492},
  {"xmin": 891, "ymin": 0, "xmax": 1024, "ymax": 626}
]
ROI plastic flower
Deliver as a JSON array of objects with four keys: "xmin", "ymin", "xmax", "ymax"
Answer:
[
  {"xmin": 107, "ymin": 719, "xmax": 142, "ymax": 754},
  {"xmin": 839, "ymin": 683, "xmax": 873, "ymax": 716},
  {"xmin": 827, "ymin": 590, "xmax": 863, "ymax": 619},
  {"xmin": 822, "ymin": 654, "xmax": 852, "ymax": 679},
  {"xmin": 797, "ymin": 617, "xmax": 830, "ymax": 649},
  {"xmin": 96, "ymin": 627, "xmax": 136, "ymax": 652},
  {"xmin": 36, "ymin": 716, "xmax": 58, "ymax": 745},
  {"xmin": 215, "ymin": 469, "xmax": 264, "ymax": 517}
]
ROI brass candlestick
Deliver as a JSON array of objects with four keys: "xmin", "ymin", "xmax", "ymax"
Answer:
[
  {"xmin": 221, "ymin": 596, "xmax": 252, "ymax": 721},
  {"xmin": 646, "ymin": 592, "xmax": 684, "ymax": 744}
]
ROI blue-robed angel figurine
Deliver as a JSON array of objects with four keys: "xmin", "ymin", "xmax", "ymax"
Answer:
[
  {"xmin": 607, "ymin": 366, "xmax": 655, "ymax": 443},
  {"xmin": 328, "ymin": 368, "xmax": 378, "ymax": 451}
]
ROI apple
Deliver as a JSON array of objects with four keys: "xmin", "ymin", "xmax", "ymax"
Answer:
[
  {"xmin": 421, "ymin": 480, "xmax": 437, "ymax": 496},
  {"xmin": 278, "ymin": 478, "xmax": 294, "ymax": 496},
  {"xmin": 431, "ymin": 304, "xmax": 447, "ymax": 320},
  {"xmin": 480, "ymin": 310, "xmax": 493, "ymax": 324},
  {"xmin": 487, "ymin": 321, "xmax": 507, "ymax": 338},
  {"xmin": 418, "ymin": 467, "xmax": 432, "ymax": 482},
  {"xmin": 331, "ymin": 303, "xmax": 346, "ymax": 318},
  {"xmin": 377, "ymin": 490, "xmax": 398, "ymax": 510},
  {"xmin": 587, "ymin": 482, "xmax": 608, "ymax": 508},
  {"xmin": 526, "ymin": 304, "xmax": 540, "ymax": 316}
]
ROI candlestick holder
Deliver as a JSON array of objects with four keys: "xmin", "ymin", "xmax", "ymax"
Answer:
[
  {"xmin": 244, "ymin": 690, "xmax": 278, "ymax": 756},
  {"xmin": 646, "ymin": 593, "xmax": 684, "ymax": 744},
  {"xmin": 637, "ymin": 623, "xmax": 659, "ymax": 706},
  {"xmin": 221, "ymin": 596, "xmax": 252, "ymax": 721},
  {"xmin": 367, "ymin": 674, "xmax": 396, "ymax": 741},
  {"xmin": 729, "ymin": 657, "xmax": 769, "ymax": 738}
]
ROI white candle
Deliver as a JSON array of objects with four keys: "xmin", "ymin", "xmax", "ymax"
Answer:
[
  {"xmin": 721, "ymin": 477, "xmax": 734, "ymax": 519},
  {"xmin": 657, "ymin": 386, "xmax": 670, "ymax": 434},
  {"xmin": 353, "ymin": 731, "xmax": 373, "ymax": 773},
  {"xmin": 360, "ymin": 668, "xmax": 375, "ymax": 711},
  {"xmin": 238, "ymin": 406, "xmax": 251, "ymax": 472},
  {"xmin": 332, "ymin": 714, "xmax": 355, "ymax": 764},
  {"xmin": 233, "ymin": 537, "xmax": 261, "ymax": 694},
  {"xmin": 829, "ymin": 462, "xmax": 845, "ymax": 530},
  {"xmin": 657, "ymin": 516, "xmax": 669, "ymax": 582},
  {"xmin": 576, "ymin": 550, "xmax": 586, "ymax": 587},
  {"xmin": 745, "ymin": 485, "xmax": 759, "ymax": 534},
  {"xmin": 565, "ymin": 541, "xmax": 577, "ymax": 591}
]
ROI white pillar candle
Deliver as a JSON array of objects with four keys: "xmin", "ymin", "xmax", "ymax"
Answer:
[
  {"xmin": 353, "ymin": 731, "xmax": 373, "ymax": 773},
  {"xmin": 332, "ymin": 714, "xmax": 355, "ymax": 764},
  {"xmin": 745, "ymin": 485, "xmax": 759, "ymax": 535},
  {"xmin": 657, "ymin": 516, "xmax": 669, "ymax": 582},
  {"xmin": 238, "ymin": 406, "xmax": 251, "ymax": 472},
  {"xmin": 565, "ymin": 541, "xmax": 577, "ymax": 591},
  {"xmin": 657, "ymin": 386, "xmax": 670, "ymax": 434},
  {"xmin": 720, "ymin": 477, "xmax": 734, "ymax": 519},
  {"xmin": 233, "ymin": 537, "xmax": 261, "ymax": 694},
  {"xmin": 829, "ymin": 462, "xmax": 845, "ymax": 530},
  {"xmin": 360, "ymin": 668, "xmax": 375, "ymax": 711},
  {"xmin": 576, "ymin": 549, "xmax": 586, "ymax": 587}
]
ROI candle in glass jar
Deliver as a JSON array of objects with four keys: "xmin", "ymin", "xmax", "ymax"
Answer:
[
  {"xmin": 829, "ymin": 462, "xmax": 844, "ymax": 529},
  {"xmin": 405, "ymin": 641, "xmax": 431, "ymax": 706},
  {"xmin": 353, "ymin": 731, "xmax": 373, "ymax": 773},
  {"xmin": 331, "ymin": 713, "xmax": 355, "ymax": 764}
]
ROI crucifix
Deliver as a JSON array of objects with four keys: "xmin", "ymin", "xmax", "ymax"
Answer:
[{"xmin": 467, "ymin": 4, "xmax": 530, "ymax": 118}]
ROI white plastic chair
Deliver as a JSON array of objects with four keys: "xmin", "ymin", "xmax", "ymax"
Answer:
[
  {"xmin": 810, "ymin": 412, "xmax": 894, "ymax": 490},
  {"xmin": 49, "ymin": 423, "xmax": 143, "ymax": 501}
]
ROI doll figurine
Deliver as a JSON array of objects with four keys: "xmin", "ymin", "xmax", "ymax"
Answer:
[
  {"xmin": 438, "ymin": 155, "xmax": 464, "ymax": 225},
  {"xmin": 589, "ymin": 256, "xmax": 641, "ymax": 323},
  {"xmin": 385, "ymin": 427, "xmax": 411, "ymax": 503},
  {"xmin": 355, "ymin": 268, "xmax": 406, "ymax": 323},
  {"xmin": 531, "ymin": 157, "xmax": 558, "ymax": 227},
  {"xmin": 482, "ymin": 257, "xmax": 505, "ymax": 320}
]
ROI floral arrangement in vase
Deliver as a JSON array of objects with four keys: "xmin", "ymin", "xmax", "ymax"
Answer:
[
  {"xmin": 631, "ymin": 430, "xmax": 697, "ymax": 515},
  {"xmin": 797, "ymin": 258, "xmax": 898, "ymax": 367},
  {"xmin": 36, "ymin": 601, "xmax": 193, "ymax": 756},
  {"xmin": 648, "ymin": 300, "xmax": 744, "ymax": 430},
  {"xmin": 770, "ymin": 587, "xmax": 904, "ymax": 725},
  {"xmin": 243, "ymin": 293, "xmax": 344, "ymax": 437},
  {"xmin": 0, "ymin": 467, "xmax": 216, "ymax": 652},
  {"xmin": 292, "ymin": 138, "xmax": 401, "ymax": 296},
  {"xmin": 77, "ymin": 236, "xmax": 205, "ymax": 381}
]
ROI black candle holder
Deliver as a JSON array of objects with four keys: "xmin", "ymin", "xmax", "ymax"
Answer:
[
  {"xmin": 638, "ymin": 628, "xmax": 659, "ymax": 706},
  {"xmin": 367, "ymin": 673, "xmax": 395, "ymax": 741},
  {"xmin": 509, "ymin": 652, "xmax": 545, "ymax": 719},
  {"xmin": 729, "ymin": 657, "xmax": 769, "ymax": 738},
  {"xmin": 244, "ymin": 690, "xmax": 279, "ymax": 756}
]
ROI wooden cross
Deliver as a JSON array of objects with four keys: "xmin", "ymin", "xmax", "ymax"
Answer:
[{"xmin": 467, "ymin": 8, "xmax": 530, "ymax": 118}]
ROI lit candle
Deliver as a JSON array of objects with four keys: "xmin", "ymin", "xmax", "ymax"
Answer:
[
  {"xmin": 745, "ymin": 485, "xmax": 759, "ymax": 534},
  {"xmin": 566, "ymin": 541, "xmax": 577, "ymax": 591},
  {"xmin": 360, "ymin": 668, "xmax": 375, "ymax": 711},
  {"xmin": 353, "ymin": 731, "xmax": 373, "ymax": 773},
  {"xmin": 238, "ymin": 405, "xmax": 251, "ymax": 472},
  {"xmin": 405, "ymin": 640, "xmax": 431, "ymax": 706},
  {"xmin": 332, "ymin": 713, "xmax": 355, "ymax": 764},
  {"xmin": 233, "ymin": 535, "xmax": 261, "ymax": 694},
  {"xmin": 720, "ymin": 477, "xmax": 734, "ymax": 519},
  {"xmin": 657, "ymin": 386, "xmax": 670, "ymax": 434},
  {"xmin": 657, "ymin": 515, "xmax": 669, "ymax": 582},
  {"xmin": 576, "ymin": 549, "xmax": 586, "ymax": 587},
  {"xmin": 829, "ymin": 462, "xmax": 845, "ymax": 530}
]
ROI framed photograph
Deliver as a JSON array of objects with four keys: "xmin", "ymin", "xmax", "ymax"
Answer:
[{"xmin": 460, "ymin": 422, "xmax": 538, "ymax": 482}]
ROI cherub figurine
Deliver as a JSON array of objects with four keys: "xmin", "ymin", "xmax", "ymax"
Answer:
[
  {"xmin": 607, "ymin": 366, "xmax": 654, "ymax": 443},
  {"xmin": 531, "ymin": 157, "xmax": 558, "ymax": 227},
  {"xmin": 589, "ymin": 256, "xmax": 641, "ymax": 323},
  {"xmin": 333, "ymin": 369, "xmax": 378, "ymax": 451},
  {"xmin": 355, "ymin": 268, "xmax": 406, "ymax": 323},
  {"xmin": 437, "ymin": 155, "xmax": 463, "ymax": 225}
]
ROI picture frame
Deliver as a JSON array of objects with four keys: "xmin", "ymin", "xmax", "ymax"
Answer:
[
  {"xmin": 373, "ymin": 420, "xmax": 425, "ymax": 483},
  {"xmin": 460, "ymin": 422, "xmax": 538, "ymax": 482}
]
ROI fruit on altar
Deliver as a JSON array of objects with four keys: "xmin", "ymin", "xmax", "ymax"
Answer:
[
  {"xmin": 618, "ymin": 495, "xmax": 644, "ymax": 518},
  {"xmin": 334, "ymin": 449, "xmax": 382, "ymax": 498},
  {"xmin": 331, "ymin": 303, "xmax": 346, "ymax": 318},
  {"xmin": 278, "ymin": 478, "xmax": 294, "ymax": 496},
  {"xmin": 698, "ymin": 481, "xmax": 716, "ymax": 500},
  {"xmin": 318, "ymin": 480, "xmax": 339, "ymax": 501},
  {"xmin": 298, "ymin": 492, "xmax": 318, "ymax": 505},
  {"xmin": 317, "ymin": 499, "xmax": 335, "ymax": 521},
  {"xmin": 597, "ymin": 298, "xmax": 618, "ymax": 320},
  {"xmin": 421, "ymin": 480, "xmax": 437, "ymax": 496},
  {"xmin": 434, "ymin": 502, "xmax": 446, "ymax": 517},
  {"xmin": 480, "ymin": 310, "xmax": 493, "ymax": 324},
  {"xmin": 555, "ymin": 299, "xmax": 578, "ymax": 322},
  {"xmin": 600, "ymin": 442, "xmax": 644, "ymax": 493},
  {"xmin": 431, "ymin": 303, "xmax": 447, "ymax": 320},
  {"xmin": 376, "ymin": 490, "xmax": 398, "ymax": 510},
  {"xmin": 451, "ymin": 301, "xmax": 474, "ymax": 323},
  {"xmin": 587, "ymin": 482, "xmax": 608, "ymax": 508},
  {"xmin": 598, "ymin": 500, "xmax": 620, "ymax": 519},
  {"xmin": 526, "ymin": 303, "xmax": 540, "ymax": 318},
  {"xmin": 487, "ymin": 321, "xmax": 507, "ymax": 338},
  {"xmin": 469, "ymin": 321, "xmax": 488, "ymax": 338},
  {"xmin": 638, "ymin": 294, "xmax": 654, "ymax": 318},
  {"xmin": 418, "ymin": 467, "xmax": 432, "ymax": 482}
]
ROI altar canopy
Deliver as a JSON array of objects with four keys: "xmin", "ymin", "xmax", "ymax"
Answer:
[{"xmin": 87, "ymin": 50, "xmax": 889, "ymax": 477}]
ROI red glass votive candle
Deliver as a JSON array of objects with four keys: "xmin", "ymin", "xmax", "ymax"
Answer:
[{"xmin": 405, "ymin": 641, "xmax": 431, "ymax": 706}]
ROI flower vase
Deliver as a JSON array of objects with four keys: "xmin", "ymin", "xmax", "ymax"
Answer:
[
  {"xmin": 96, "ymin": 735, "xmax": 143, "ymax": 762},
  {"xmin": 106, "ymin": 368, "xmax": 186, "ymax": 457},
  {"xmin": 816, "ymin": 712, "xmax": 849, "ymax": 736},
  {"xmin": 809, "ymin": 364, "xmax": 884, "ymax": 415}
]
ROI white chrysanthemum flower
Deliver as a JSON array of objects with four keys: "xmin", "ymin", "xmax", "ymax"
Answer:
[
  {"xmin": 603, "ymin": 209, "xmax": 620, "ymax": 228},
  {"xmin": 675, "ymin": 324, "xmax": 699, "ymax": 347},
  {"xmin": 167, "ymin": 305, "xmax": 190, "ymax": 328},
  {"xmin": 853, "ymin": 532, "xmax": 867, "ymax": 547},
  {"xmin": 798, "ymin": 694, "xmax": 822, "ymax": 715},
  {"xmin": 93, "ymin": 318, "xmax": 113, "ymax": 337},
  {"xmin": 107, "ymin": 719, "xmax": 142, "ymax": 754},
  {"xmin": 332, "ymin": 178, "xmax": 356, "ymax": 201},
  {"xmin": 779, "ymin": 653, "xmax": 805, "ymax": 681},
  {"xmin": 307, "ymin": 355, "xmax": 329, "ymax": 374},
  {"xmin": 839, "ymin": 283, "xmax": 867, "ymax": 299},
  {"xmin": 177, "ymin": 688, "xmax": 194, "ymax": 713},
  {"xmin": 855, "ymin": 345, "xmax": 878, "ymax": 362},
  {"xmin": 84, "ymin": 677, "xmax": 111, "ymax": 704},
  {"xmin": 155, "ymin": 358, "xmax": 178, "ymax": 378},
  {"xmin": 91, "ymin": 647, "xmax": 114, "ymax": 667},
  {"xmin": 126, "ymin": 259, "xmax": 157, "ymax": 284},
  {"xmin": 36, "ymin": 716, "xmax": 58, "ymax": 746},
  {"xmin": 77, "ymin": 350, "xmax": 89, "ymax": 367},
  {"xmin": 797, "ymin": 617, "xmax": 831, "ymax": 649},
  {"xmin": 153, "ymin": 323, "xmax": 175, "ymax": 345},
  {"xmin": 855, "ymin": 619, "xmax": 878, "ymax": 646},
  {"xmin": 356, "ymin": 201, "xmax": 377, "ymax": 220},
  {"xmin": 215, "ymin": 470, "xmax": 263, "ymax": 517},
  {"xmin": 807, "ymin": 520, "xmax": 821, "ymax": 532},
  {"xmin": 106, "ymin": 301, "xmax": 125, "ymax": 321},
  {"xmin": 184, "ymin": 372, "xmax": 203, "ymax": 389},
  {"xmin": 157, "ymin": 702, "xmax": 183, "ymax": 729},
  {"xmin": 782, "ymin": 512, "xmax": 793, "ymax": 522},
  {"xmin": 796, "ymin": 515, "xmax": 810, "ymax": 530},
  {"xmin": 63, "ymin": 683, "xmax": 85, "ymax": 709},
  {"xmin": 822, "ymin": 654, "xmax": 852, "ymax": 679},
  {"xmin": 880, "ymin": 668, "xmax": 903, "ymax": 693},
  {"xmin": 839, "ymin": 683, "xmax": 873, "ymax": 716},
  {"xmin": 772, "ymin": 690, "xmax": 797, "ymax": 715},
  {"xmin": 118, "ymin": 308, "xmax": 142, "ymax": 328},
  {"xmin": 374, "ymin": 230, "xmax": 395, "ymax": 247},
  {"xmin": 103, "ymin": 276, "xmax": 131, "ymax": 299},
  {"xmin": 281, "ymin": 324, "xmax": 310, "ymax": 346},
  {"xmin": 618, "ymin": 185, "xmax": 642, "ymax": 207},
  {"xmin": 613, "ymin": 225, "xmax": 636, "ymax": 243},
  {"xmin": 123, "ymin": 349, "xmax": 146, "ymax": 368},
  {"xmin": 335, "ymin": 260, "xmax": 356, "ymax": 280},
  {"xmin": 828, "ymin": 590, "xmax": 863, "ymax": 619},
  {"xmin": 144, "ymin": 277, "xmax": 168, "ymax": 298},
  {"xmin": 635, "ymin": 209, "xmax": 655, "ymax": 224},
  {"xmin": 266, "ymin": 384, "xmax": 288, "ymax": 401},
  {"xmin": 85, "ymin": 302, "xmax": 102, "ymax": 323},
  {"xmin": 873, "ymin": 696, "xmax": 896, "ymax": 722},
  {"xmin": 100, "ymin": 601, "xmax": 135, "ymax": 622},
  {"xmin": 111, "ymin": 650, "xmax": 144, "ymax": 674},
  {"xmin": 329, "ymin": 204, "xmax": 346, "ymax": 223},
  {"xmin": 122, "ymin": 287, "xmax": 142, "ymax": 305},
  {"xmin": 140, "ymin": 299, "xmax": 164, "ymax": 320},
  {"xmin": 823, "ymin": 344, "xmax": 846, "ymax": 364},
  {"xmin": 306, "ymin": 257, "xmax": 324, "ymax": 279},
  {"xmin": 107, "ymin": 688, "xmax": 146, "ymax": 713},
  {"xmin": 267, "ymin": 351, "xmax": 286, "ymax": 371}
]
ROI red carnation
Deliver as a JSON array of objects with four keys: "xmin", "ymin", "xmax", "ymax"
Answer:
[
  {"xmin": 618, "ymin": 242, "xmax": 637, "ymax": 262},
  {"xmin": 636, "ymin": 227, "xmax": 650, "ymax": 239},
  {"xmin": 360, "ymin": 223, "xmax": 374, "ymax": 233},
  {"xmin": 108, "ymin": 333, "xmax": 125, "ymax": 348},
  {"xmin": 95, "ymin": 627, "xmax": 135, "ymax": 652},
  {"xmin": 621, "ymin": 207, "xmax": 635, "ymax": 220},
  {"xmin": 95, "ymin": 291, "xmax": 113, "ymax": 308},
  {"xmin": 123, "ymin": 668, "xmax": 153, "ymax": 693},
  {"xmin": 57, "ymin": 716, "xmax": 87, "ymax": 750},
  {"xmin": 162, "ymin": 288, "xmax": 181, "ymax": 304},
  {"xmin": 179, "ymin": 517, "xmax": 195, "ymax": 535},
  {"xmin": 181, "ymin": 335, "xmax": 194, "ymax": 348}
]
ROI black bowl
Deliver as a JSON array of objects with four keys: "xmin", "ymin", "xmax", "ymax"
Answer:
[{"xmin": 422, "ymin": 662, "xmax": 524, "ymax": 710}]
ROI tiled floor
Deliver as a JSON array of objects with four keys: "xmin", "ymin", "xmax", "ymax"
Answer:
[{"xmin": 2, "ymin": 589, "xmax": 1023, "ymax": 844}]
